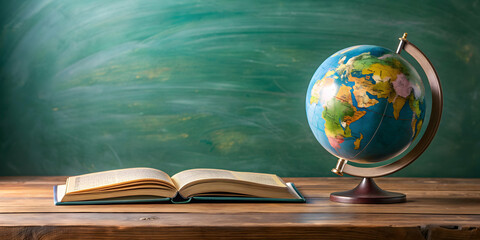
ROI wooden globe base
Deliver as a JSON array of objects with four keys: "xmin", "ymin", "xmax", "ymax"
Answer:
[{"xmin": 330, "ymin": 178, "xmax": 406, "ymax": 204}]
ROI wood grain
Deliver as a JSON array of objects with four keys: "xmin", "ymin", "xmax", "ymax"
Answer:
[
  {"xmin": 0, "ymin": 226, "xmax": 429, "ymax": 240},
  {"xmin": 1, "ymin": 177, "xmax": 480, "ymax": 239}
]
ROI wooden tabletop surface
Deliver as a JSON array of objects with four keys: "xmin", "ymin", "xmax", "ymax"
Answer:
[{"xmin": 1, "ymin": 177, "xmax": 479, "ymax": 239}]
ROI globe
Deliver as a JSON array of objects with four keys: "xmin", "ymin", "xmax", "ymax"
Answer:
[
  {"xmin": 304, "ymin": 35, "xmax": 442, "ymax": 204},
  {"xmin": 306, "ymin": 45, "xmax": 426, "ymax": 164}
]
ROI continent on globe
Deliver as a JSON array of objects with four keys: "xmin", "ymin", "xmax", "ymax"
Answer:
[
  {"xmin": 306, "ymin": 45, "xmax": 426, "ymax": 162},
  {"xmin": 354, "ymin": 134, "xmax": 363, "ymax": 150}
]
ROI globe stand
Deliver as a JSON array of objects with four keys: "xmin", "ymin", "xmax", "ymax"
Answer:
[
  {"xmin": 330, "ymin": 178, "xmax": 405, "ymax": 204},
  {"xmin": 327, "ymin": 33, "xmax": 443, "ymax": 204}
]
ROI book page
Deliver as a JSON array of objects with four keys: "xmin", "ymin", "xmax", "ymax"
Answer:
[
  {"xmin": 171, "ymin": 169, "xmax": 286, "ymax": 190},
  {"xmin": 66, "ymin": 167, "xmax": 174, "ymax": 193},
  {"xmin": 231, "ymin": 171, "xmax": 286, "ymax": 187}
]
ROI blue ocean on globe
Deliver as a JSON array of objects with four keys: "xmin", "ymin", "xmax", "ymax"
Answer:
[{"xmin": 306, "ymin": 45, "xmax": 426, "ymax": 163}]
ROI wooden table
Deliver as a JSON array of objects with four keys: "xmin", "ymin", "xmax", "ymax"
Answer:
[{"xmin": 1, "ymin": 177, "xmax": 479, "ymax": 239}]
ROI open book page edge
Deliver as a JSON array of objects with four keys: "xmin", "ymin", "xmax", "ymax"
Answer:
[
  {"xmin": 53, "ymin": 185, "xmax": 171, "ymax": 205},
  {"xmin": 66, "ymin": 178, "xmax": 176, "ymax": 194},
  {"xmin": 67, "ymin": 181, "xmax": 177, "ymax": 195},
  {"xmin": 66, "ymin": 167, "xmax": 174, "ymax": 194},
  {"xmin": 286, "ymin": 182, "xmax": 303, "ymax": 200},
  {"xmin": 187, "ymin": 183, "xmax": 305, "ymax": 203},
  {"xmin": 172, "ymin": 169, "xmax": 288, "ymax": 192}
]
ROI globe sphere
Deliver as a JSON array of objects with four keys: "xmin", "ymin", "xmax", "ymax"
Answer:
[{"xmin": 306, "ymin": 45, "xmax": 426, "ymax": 163}]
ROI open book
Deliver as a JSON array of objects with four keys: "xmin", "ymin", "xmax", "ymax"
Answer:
[{"xmin": 54, "ymin": 168, "xmax": 305, "ymax": 205}]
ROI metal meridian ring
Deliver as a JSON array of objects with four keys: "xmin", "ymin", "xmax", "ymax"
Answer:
[{"xmin": 341, "ymin": 39, "xmax": 443, "ymax": 178}]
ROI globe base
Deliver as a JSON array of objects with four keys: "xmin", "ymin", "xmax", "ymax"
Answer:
[{"xmin": 330, "ymin": 178, "xmax": 406, "ymax": 204}]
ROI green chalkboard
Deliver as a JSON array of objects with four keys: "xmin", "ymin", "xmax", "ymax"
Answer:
[{"xmin": 0, "ymin": 0, "xmax": 479, "ymax": 177}]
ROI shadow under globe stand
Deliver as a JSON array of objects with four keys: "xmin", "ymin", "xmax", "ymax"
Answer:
[{"xmin": 310, "ymin": 33, "xmax": 443, "ymax": 204}]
